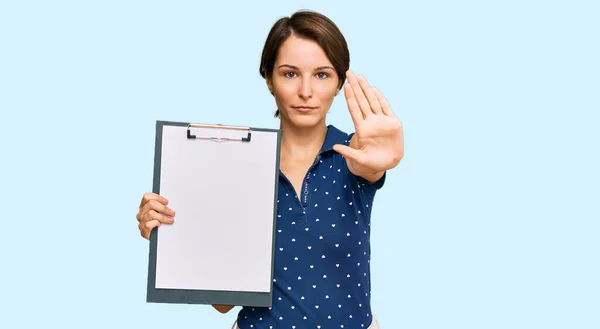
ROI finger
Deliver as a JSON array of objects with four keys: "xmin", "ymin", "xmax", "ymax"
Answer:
[
  {"xmin": 343, "ymin": 83, "xmax": 364, "ymax": 124},
  {"xmin": 372, "ymin": 87, "xmax": 394, "ymax": 117},
  {"xmin": 346, "ymin": 70, "xmax": 371, "ymax": 118},
  {"xmin": 141, "ymin": 199, "xmax": 176, "ymax": 218},
  {"xmin": 145, "ymin": 219, "xmax": 161, "ymax": 230},
  {"xmin": 141, "ymin": 219, "xmax": 161, "ymax": 240},
  {"xmin": 140, "ymin": 205, "xmax": 174, "ymax": 224},
  {"xmin": 140, "ymin": 192, "xmax": 169, "ymax": 209},
  {"xmin": 357, "ymin": 75, "xmax": 382, "ymax": 114},
  {"xmin": 147, "ymin": 209, "xmax": 174, "ymax": 224},
  {"xmin": 332, "ymin": 144, "xmax": 364, "ymax": 164}
]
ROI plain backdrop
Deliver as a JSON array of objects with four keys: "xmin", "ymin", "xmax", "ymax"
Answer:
[{"xmin": 1, "ymin": 0, "xmax": 598, "ymax": 328}]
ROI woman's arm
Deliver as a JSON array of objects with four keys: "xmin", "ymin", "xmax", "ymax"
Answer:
[{"xmin": 212, "ymin": 304, "xmax": 235, "ymax": 313}]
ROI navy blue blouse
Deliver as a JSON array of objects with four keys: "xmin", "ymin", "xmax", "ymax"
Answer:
[{"xmin": 235, "ymin": 125, "xmax": 385, "ymax": 329}]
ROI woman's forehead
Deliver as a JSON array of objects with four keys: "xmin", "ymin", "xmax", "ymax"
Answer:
[{"xmin": 275, "ymin": 35, "xmax": 333, "ymax": 68}]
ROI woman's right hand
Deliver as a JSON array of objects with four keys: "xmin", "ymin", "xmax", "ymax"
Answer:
[{"xmin": 136, "ymin": 192, "xmax": 176, "ymax": 239}]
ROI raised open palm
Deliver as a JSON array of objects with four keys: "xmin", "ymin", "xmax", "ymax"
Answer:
[{"xmin": 333, "ymin": 70, "xmax": 404, "ymax": 173}]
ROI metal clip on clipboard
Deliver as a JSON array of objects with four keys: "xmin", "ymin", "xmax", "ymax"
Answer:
[{"xmin": 186, "ymin": 123, "xmax": 252, "ymax": 142}]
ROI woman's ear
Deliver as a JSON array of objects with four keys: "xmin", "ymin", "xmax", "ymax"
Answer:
[{"xmin": 266, "ymin": 78, "xmax": 274, "ymax": 95}]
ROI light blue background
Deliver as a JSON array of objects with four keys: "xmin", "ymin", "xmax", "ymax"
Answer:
[{"xmin": 1, "ymin": 0, "xmax": 598, "ymax": 328}]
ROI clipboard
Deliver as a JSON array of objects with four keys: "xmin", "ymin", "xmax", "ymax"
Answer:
[{"xmin": 146, "ymin": 120, "xmax": 281, "ymax": 307}]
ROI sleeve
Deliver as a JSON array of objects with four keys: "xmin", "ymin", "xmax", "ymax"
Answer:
[{"xmin": 355, "ymin": 170, "xmax": 386, "ymax": 190}]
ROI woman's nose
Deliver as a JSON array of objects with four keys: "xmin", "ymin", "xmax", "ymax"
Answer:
[{"xmin": 298, "ymin": 78, "xmax": 313, "ymax": 99}]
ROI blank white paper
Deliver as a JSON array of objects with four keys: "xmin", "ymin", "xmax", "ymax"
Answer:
[{"xmin": 154, "ymin": 125, "xmax": 278, "ymax": 293}]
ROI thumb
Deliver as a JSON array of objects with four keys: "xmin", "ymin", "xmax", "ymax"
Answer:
[{"xmin": 333, "ymin": 144, "xmax": 363, "ymax": 163}]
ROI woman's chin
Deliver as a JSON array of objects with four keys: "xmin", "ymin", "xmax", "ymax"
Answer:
[{"xmin": 283, "ymin": 112, "xmax": 325, "ymax": 128}]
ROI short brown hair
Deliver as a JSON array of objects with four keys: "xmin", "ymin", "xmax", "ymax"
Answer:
[{"xmin": 259, "ymin": 10, "xmax": 350, "ymax": 117}]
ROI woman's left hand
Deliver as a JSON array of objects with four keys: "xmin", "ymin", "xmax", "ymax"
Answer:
[{"xmin": 333, "ymin": 70, "xmax": 404, "ymax": 175}]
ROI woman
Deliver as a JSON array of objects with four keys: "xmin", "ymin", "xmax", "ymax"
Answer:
[{"xmin": 136, "ymin": 9, "xmax": 403, "ymax": 329}]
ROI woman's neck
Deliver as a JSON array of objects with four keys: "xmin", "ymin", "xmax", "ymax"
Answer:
[{"xmin": 279, "ymin": 119, "xmax": 328, "ymax": 161}]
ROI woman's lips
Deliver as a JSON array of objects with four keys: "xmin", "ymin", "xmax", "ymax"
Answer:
[{"xmin": 292, "ymin": 106, "xmax": 317, "ymax": 113}]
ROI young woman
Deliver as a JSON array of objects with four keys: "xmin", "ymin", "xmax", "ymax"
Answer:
[{"xmin": 136, "ymin": 10, "xmax": 403, "ymax": 329}]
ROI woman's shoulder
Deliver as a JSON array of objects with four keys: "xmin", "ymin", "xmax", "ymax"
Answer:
[
  {"xmin": 323, "ymin": 124, "xmax": 353, "ymax": 149},
  {"xmin": 319, "ymin": 124, "xmax": 355, "ymax": 158}
]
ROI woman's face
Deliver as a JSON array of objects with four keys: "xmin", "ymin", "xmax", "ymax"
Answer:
[{"xmin": 268, "ymin": 35, "xmax": 340, "ymax": 129}]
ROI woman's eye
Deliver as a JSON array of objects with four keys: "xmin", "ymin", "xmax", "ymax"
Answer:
[
  {"xmin": 284, "ymin": 72, "xmax": 297, "ymax": 78},
  {"xmin": 316, "ymin": 72, "xmax": 329, "ymax": 79}
]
